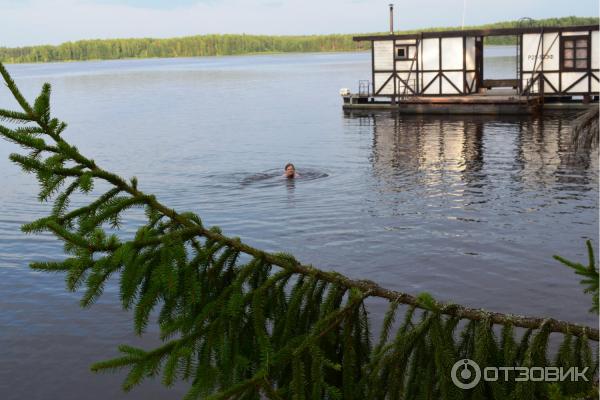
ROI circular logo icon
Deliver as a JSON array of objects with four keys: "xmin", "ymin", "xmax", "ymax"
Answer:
[{"xmin": 451, "ymin": 359, "xmax": 481, "ymax": 389}]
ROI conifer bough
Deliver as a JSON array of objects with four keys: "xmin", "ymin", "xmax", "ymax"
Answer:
[{"xmin": 0, "ymin": 61, "xmax": 597, "ymax": 399}]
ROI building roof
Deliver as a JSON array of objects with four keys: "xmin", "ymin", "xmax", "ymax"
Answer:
[{"xmin": 353, "ymin": 24, "xmax": 599, "ymax": 42}]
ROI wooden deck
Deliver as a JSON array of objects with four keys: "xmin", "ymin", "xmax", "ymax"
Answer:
[
  {"xmin": 394, "ymin": 94, "xmax": 537, "ymax": 105},
  {"xmin": 342, "ymin": 93, "xmax": 543, "ymax": 114}
]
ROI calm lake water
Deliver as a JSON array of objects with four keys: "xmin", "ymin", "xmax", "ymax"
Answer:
[{"xmin": 0, "ymin": 47, "xmax": 598, "ymax": 399}]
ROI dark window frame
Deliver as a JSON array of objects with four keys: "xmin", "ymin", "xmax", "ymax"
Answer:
[
  {"xmin": 560, "ymin": 34, "xmax": 590, "ymax": 72},
  {"xmin": 394, "ymin": 45, "xmax": 409, "ymax": 60}
]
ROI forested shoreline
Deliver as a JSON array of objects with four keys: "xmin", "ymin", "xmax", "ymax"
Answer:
[{"xmin": 1, "ymin": 16, "xmax": 597, "ymax": 64}]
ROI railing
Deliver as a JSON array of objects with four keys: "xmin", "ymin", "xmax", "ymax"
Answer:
[
  {"xmin": 358, "ymin": 80, "xmax": 371, "ymax": 97},
  {"xmin": 523, "ymin": 74, "xmax": 542, "ymax": 101},
  {"xmin": 398, "ymin": 77, "xmax": 418, "ymax": 99}
]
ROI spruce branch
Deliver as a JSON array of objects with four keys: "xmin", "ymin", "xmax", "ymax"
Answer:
[{"xmin": 554, "ymin": 240, "xmax": 599, "ymax": 314}]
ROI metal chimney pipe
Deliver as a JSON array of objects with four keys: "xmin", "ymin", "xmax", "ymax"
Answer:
[{"xmin": 389, "ymin": 4, "xmax": 394, "ymax": 34}]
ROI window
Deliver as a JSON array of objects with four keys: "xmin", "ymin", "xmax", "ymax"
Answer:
[
  {"xmin": 395, "ymin": 46, "xmax": 408, "ymax": 60},
  {"xmin": 561, "ymin": 35, "xmax": 589, "ymax": 71}
]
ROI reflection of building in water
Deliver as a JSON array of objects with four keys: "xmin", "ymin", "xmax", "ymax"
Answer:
[
  {"xmin": 515, "ymin": 116, "xmax": 598, "ymax": 188},
  {"xmin": 368, "ymin": 114, "xmax": 486, "ymax": 184},
  {"xmin": 462, "ymin": 121, "xmax": 484, "ymax": 175},
  {"xmin": 515, "ymin": 118, "xmax": 560, "ymax": 186},
  {"xmin": 363, "ymin": 114, "xmax": 491, "ymax": 215},
  {"xmin": 369, "ymin": 115, "xmax": 423, "ymax": 176},
  {"xmin": 355, "ymin": 112, "xmax": 597, "ymax": 197}
]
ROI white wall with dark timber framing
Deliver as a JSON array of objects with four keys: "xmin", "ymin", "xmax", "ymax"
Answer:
[
  {"xmin": 522, "ymin": 32, "xmax": 559, "ymax": 94},
  {"xmin": 371, "ymin": 35, "xmax": 479, "ymax": 97},
  {"xmin": 365, "ymin": 25, "xmax": 598, "ymax": 99},
  {"xmin": 591, "ymin": 30, "xmax": 599, "ymax": 93},
  {"xmin": 522, "ymin": 29, "xmax": 599, "ymax": 96},
  {"xmin": 373, "ymin": 40, "xmax": 394, "ymax": 95},
  {"xmin": 372, "ymin": 38, "xmax": 419, "ymax": 96},
  {"xmin": 420, "ymin": 38, "xmax": 439, "ymax": 94},
  {"xmin": 440, "ymin": 38, "xmax": 463, "ymax": 94},
  {"xmin": 465, "ymin": 37, "xmax": 477, "ymax": 93},
  {"xmin": 373, "ymin": 41, "xmax": 394, "ymax": 70}
]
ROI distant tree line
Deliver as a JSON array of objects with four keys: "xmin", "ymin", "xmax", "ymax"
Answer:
[
  {"xmin": 0, "ymin": 16, "xmax": 597, "ymax": 63},
  {"xmin": 0, "ymin": 34, "xmax": 371, "ymax": 64}
]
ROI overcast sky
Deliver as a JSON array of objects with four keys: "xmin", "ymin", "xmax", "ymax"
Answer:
[{"xmin": 1, "ymin": 0, "xmax": 598, "ymax": 47}]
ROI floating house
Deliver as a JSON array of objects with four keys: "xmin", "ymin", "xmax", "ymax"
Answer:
[{"xmin": 342, "ymin": 7, "xmax": 599, "ymax": 114}]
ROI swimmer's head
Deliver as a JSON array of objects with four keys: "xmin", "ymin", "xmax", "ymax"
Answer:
[{"xmin": 284, "ymin": 163, "xmax": 296, "ymax": 179}]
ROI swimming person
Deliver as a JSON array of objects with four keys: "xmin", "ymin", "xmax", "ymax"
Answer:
[{"xmin": 284, "ymin": 163, "xmax": 299, "ymax": 179}]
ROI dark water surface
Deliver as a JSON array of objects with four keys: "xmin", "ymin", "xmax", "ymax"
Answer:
[{"xmin": 0, "ymin": 48, "xmax": 598, "ymax": 399}]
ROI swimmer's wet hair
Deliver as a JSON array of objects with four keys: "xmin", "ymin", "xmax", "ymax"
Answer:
[{"xmin": 284, "ymin": 163, "xmax": 295, "ymax": 170}]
